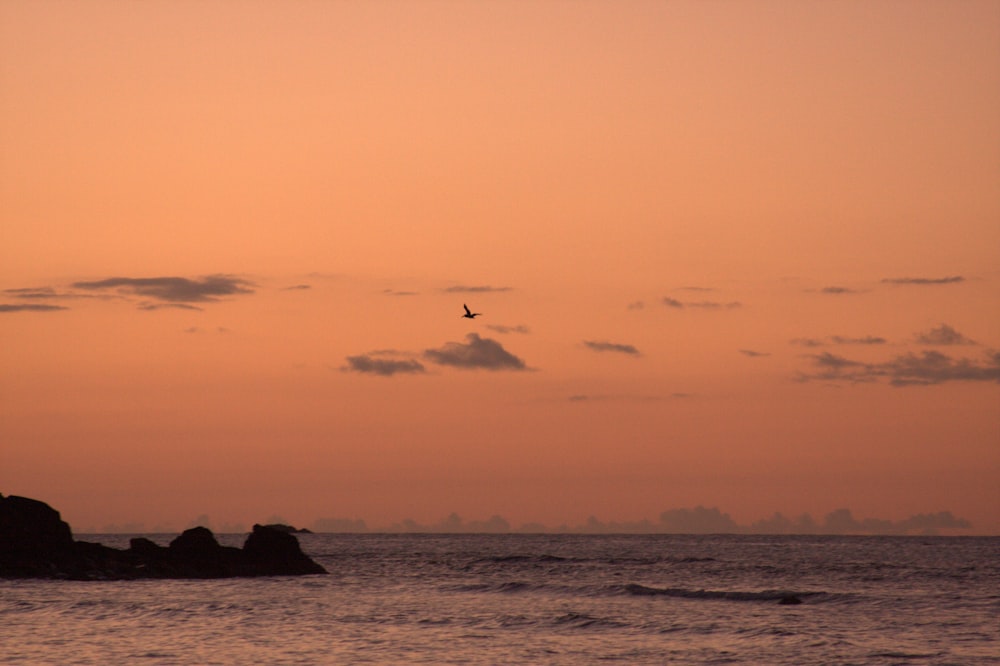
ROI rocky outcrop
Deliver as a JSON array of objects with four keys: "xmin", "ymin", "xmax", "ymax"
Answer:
[{"xmin": 0, "ymin": 494, "xmax": 327, "ymax": 580}]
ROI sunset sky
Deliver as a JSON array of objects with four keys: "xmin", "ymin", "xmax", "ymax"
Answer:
[{"xmin": 2, "ymin": 0, "xmax": 998, "ymax": 534}]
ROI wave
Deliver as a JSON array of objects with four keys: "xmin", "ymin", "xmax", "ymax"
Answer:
[
  {"xmin": 619, "ymin": 583, "xmax": 823, "ymax": 604},
  {"xmin": 447, "ymin": 580, "xmax": 826, "ymax": 604},
  {"xmin": 474, "ymin": 554, "xmax": 717, "ymax": 567}
]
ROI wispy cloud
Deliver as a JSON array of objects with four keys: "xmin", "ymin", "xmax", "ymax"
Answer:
[
  {"xmin": 383, "ymin": 289, "xmax": 419, "ymax": 296},
  {"xmin": 915, "ymin": 324, "xmax": 975, "ymax": 346},
  {"xmin": 281, "ymin": 284, "xmax": 312, "ymax": 291},
  {"xmin": 663, "ymin": 297, "xmax": 741, "ymax": 309},
  {"xmin": 138, "ymin": 302, "xmax": 203, "ymax": 311},
  {"xmin": 881, "ymin": 276, "xmax": 964, "ymax": 286},
  {"xmin": 3, "ymin": 286, "xmax": 103, "ymax": 300},
  {"xmin": 829, "ymin": 335, "xmax": 887, "ymax": 345},
  {"xmin": 487, "ymin": 324, "xmax": 530, "ymax": 335},
  {"xmin": 342, "ymin": 354, "xmax": 426, "ymax": 376},
  {"xmin": 442, "ymin": 285, "xmax": 512, "ymax": 293},
  {"xmin": 792, "ymin": 335, "xmax": 886, "ymax": 347},
  {"xmin": 820, "ymin": 286, "xmax": 863, "ymax": 294},
  {"xmin": 799, "ymin": 350, "xmax": 1000, "ymax": 386},
  {"xmin": 0, "ymin": 303, "xmax": 68, "ymax": 313},
  {"xmin": 627, "ymin": 300, "xmax": 645, "ymax": 310},
  {"xmin": 4, "ymin": 287, "xmax": 63, "ymax": 299},
  {"xmin": 424, "ymin": 333, "xmax": 527, "ymax": 371},
  {"xmin": 583, "ymin": 340, "xmax": 641, "ymax": 356},
  {"xmin": 739, "ymin": 349, "xmax": 770, "ymax": 357},
  {"xmin": 72, "ymin": 275, "xmax": 255, "ymax": 303}
]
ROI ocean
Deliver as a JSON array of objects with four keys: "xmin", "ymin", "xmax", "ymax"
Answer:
[{"xmin": 2, "ymin": 534, "xmax": 997, "ymax": 665}]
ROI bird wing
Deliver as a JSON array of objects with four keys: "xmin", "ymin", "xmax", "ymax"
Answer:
[{"xmin": 463, "ymin": 304, "xmax": 471, "ymax": 315}]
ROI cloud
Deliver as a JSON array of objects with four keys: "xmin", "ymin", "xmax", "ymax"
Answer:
[
  {"xmin": 915, "ymin": 324, "xmax": 975, "ymax": 346},
  {"xmin": 72, "ymin": 275, "xmax": 255, "ymax": 303},
  {"xmin": 792, "ymin": 335, "xmax": 886, "ymax": 347},
  {"xmin": 3, "ymin": 286, "xmax": 103, "ymax": 301},
  {"xmin": 739, "ymin": 349, "xmax": 770, "ymax": 357},
  {"xmin": 282, "ymin": 284, "xmax": 311, "ymax": 291},
  {"xmin": 820, "ymin": 286, "xmax": 862, "ymax": 294},
  {"xmin": 881, "ymin": 276, "xmax": 964, "ymax": 285},
  {"xmin": 0, "ymin": 303, "xmax": 68, "ymax": 313},
  {"xmin": 442, "ymin": 285, "xmax": 512, "ymax": 293},
  {"xmin": 311, "ymin": 517, "xmax": 368, "ymax": 532},
  {"xmin": 487, "ymin": 324, "xmax": 530, "ymax": 334},
  {"xmin": 662, "ymin": 297, "xmax": 741, "ymax": 309},
  {"xmin": 4, "ymin": 287, "xmax": 62, "ymax": 299},
  {"xmin": 138, "ymin": 302, "xmax": 203, "ymax": 311},
  {"xmin": 659, "ymin": 506, "xmax": 739, "ymax": 534},
  {"xmin": 343, "ymin": 354, "xmax": 426, "ymax": 376},
  {"xmin": 883, "ymin": 350, "xmax": 1000, "ymax": 386},
  {"xmin": 383, "ymin": 289, "xmax": 419, "ymax": 296},
  {"xmin": 820, "ymin": 508, "xmax": 972, "ymax": 535},
  {"xmin": 627, "ymin": 300, "xmax": 645, "ymax": 310},
  {"xmin": 583, "ymin": 340, "xmax": 640, "ymax": 356},
  {"xmin": 799, "ymin": 349, "xmax": 1000, "ymax": 386},
  {"xmin": 423, "ymin": 333, "xmax": 527, "ymax": 371},
  {"xmin": 897, "ymin": 511, "xmax": 971, "ymax": 532},
  {"xmin": 829, "ymin": 335, "xmax": 887, "ymax": 345}
]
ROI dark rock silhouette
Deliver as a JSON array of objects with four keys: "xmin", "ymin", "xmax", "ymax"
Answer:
[{"xmin": 0, "ymin": 493, "xmax": 327, "ymax": 579}]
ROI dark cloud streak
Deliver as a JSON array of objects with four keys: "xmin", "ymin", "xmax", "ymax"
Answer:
[
  {"xmin": 0, "ymin": 303, "xmax": 68, "ymax": 313},
  {"xmin": 72, "ymin": 275, "xmax": 255, "ymax": 303},
  {"xmin": 442, "ymin": 285, "xmax": 512, "ymax": 293},
  {"xmin": 583, "ymin": 340, "xmax": 640, "ymax": 356},
  {"xmin": 343, "ymin": 355, "xmax": 426, "ymax": 376},
  {"xmin": 820, "ymin": 286, "xmax": 862, "ymax": 294},
  {"xmin": 663, "ymin": 297, "xmax": 741, "ymax": 309},
  {"xmin": 881, "ymin": 276, "xmax": 964, "ymax": 285}
]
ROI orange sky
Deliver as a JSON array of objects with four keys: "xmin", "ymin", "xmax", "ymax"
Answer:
[{"xmin": 2, "ymin": 0, "xmax": 998, "ymax": 534}]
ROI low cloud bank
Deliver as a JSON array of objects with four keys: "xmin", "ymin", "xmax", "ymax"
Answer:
[{"xmin": 301, "ymin": 506, "xmax": 973, "ymax": 535}]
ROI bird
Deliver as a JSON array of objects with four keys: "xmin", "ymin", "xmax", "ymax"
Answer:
[{"xmin": 462, "ymin": 304, "xmax": 481, "ymax": 319}]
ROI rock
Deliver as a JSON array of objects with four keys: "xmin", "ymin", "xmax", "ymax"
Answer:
[
  {"xmin": 0, "ymin": 494, "xmax": 77, "ymax": 577},
  {"xmin": 243, "ymin": 524, "xmax": 327, "ymax": 575},
  {"xmin": 0, "ymin": 494, "xmax": 328, "ymax": 580}
]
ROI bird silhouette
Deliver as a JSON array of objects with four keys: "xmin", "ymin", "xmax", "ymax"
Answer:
[{"xmin": 462, "ymin": 304, "xmax": 481, "ymax": 319}]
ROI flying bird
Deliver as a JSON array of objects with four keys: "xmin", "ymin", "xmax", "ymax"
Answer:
[{"xmin": 462, "ymin": 304, "xmax": 481, "ymax": 319}]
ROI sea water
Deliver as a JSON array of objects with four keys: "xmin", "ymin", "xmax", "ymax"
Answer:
[{"xmin": 1, "ymin": 534, "xmax": 997, "ymax": 665}]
